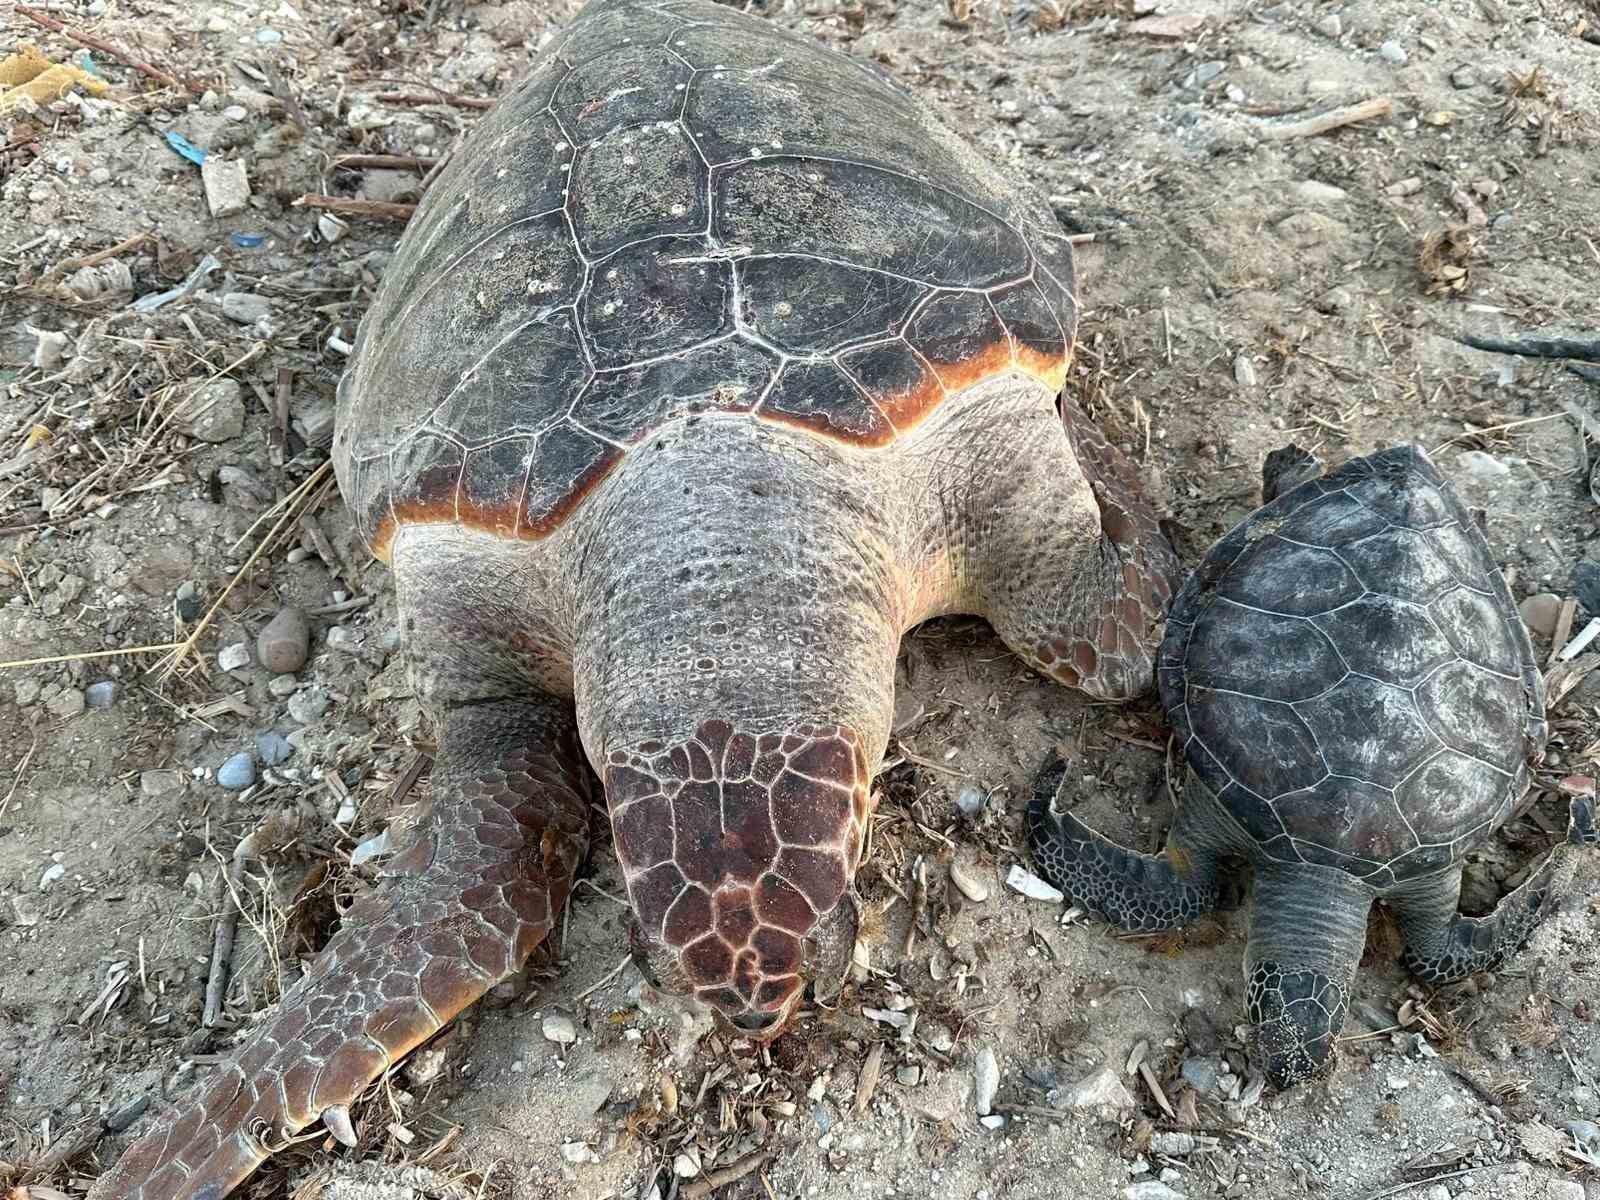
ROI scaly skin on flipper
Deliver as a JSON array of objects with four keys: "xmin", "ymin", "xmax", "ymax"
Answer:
[
  {"xmin": 1394, "ymin": 794, "xmax": 1598, "ymax": 984},
  {"xmin": 90, "ymin": 699, "xmax": 590, "ymax": 1200},
  {"xmin": 1049, "ymin": 402, "xmax": 1181, "ymax": 699},
  {"xmin": 1026, "ymin": 756, "xmax": 1222, "ymax": 932}
]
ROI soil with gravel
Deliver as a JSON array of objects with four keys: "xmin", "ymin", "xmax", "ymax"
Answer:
[{"xmin": 2, "ymin": 1, "xmax": 1598, "ymax": 1199}]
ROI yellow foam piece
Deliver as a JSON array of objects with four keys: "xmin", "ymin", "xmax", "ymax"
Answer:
[{"xmin": 0, "ymin": 43, "xmax": 111, "ymax": 114}]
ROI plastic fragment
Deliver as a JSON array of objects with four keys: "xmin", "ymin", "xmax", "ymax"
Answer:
[{"xmin": 165, "ymin": 130, "xmax": 208, "ymax": 166}]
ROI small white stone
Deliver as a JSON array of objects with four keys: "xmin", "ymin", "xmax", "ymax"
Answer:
[
  {"xmin": 200, "ymin": 156, "xmax": 251, "ymax": 218},
  {"xmin": 39, "ymin": 863, "xmax": 66, "ymax": 891},
  {"xmin": 1233, "ymin": 353, "xmax": 1257, "ymax": 388},
  {"xmin": 217, "ymin": 642, "xmax": 252, "ymax": 672},
  {"xmin": 560, "ymin": 1140, "xmax": 599, "ymax": 1164},
  {"xmin": 673, "ymin": 1151, "xmax": 701, "ymax": 1178}
]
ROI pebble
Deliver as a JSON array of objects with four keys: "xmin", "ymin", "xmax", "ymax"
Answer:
[
  {"xmin": 949, "ymin": 861, "xmax": 989, "ymax": 903},
  {"xmin": 979, "ymin": 1114, "xmax": 1006, "ymax": 1130},
  {"xmin": 287, "ymin": 687, "xmax": 331, "ymax": 725},
  {"xmin": 222, "ymin": 104, "xmax": 248, "ymax": 121},
  {"xmin": 560, "ymin": 1141, "xmax": 598, "ymax": 1165},
  {"xmin": 89, "ymin": 166, "xmax": 112, "ymax": 185},
  {"xmin": 46, "ymin": 688, "xmax": 86, "ymax": 719},
  {"xmin": 1061, "ymin": 1064, "xmax": 1137, "ymax": 1111},
  {"xmin": 1124, "ymin": 1184, "xmax": 1187, "ymax": 1200},
  {"xmin": 1005, "ymin": 865, "xmax": 1064, "ymax": 903},
  {"xmin": 543, "ymin": 1011, "xmax": 578, "ymax": 1045},
  {"xmin": 673, "ymin": 1152, "xmax": 701, "ymax": 1178},
  {"xmin": 1377, "ymin": 40, "xmax": 1408, "ymax": 65},
  {"xmin": 1425, "ymin": 1186, "xmax": 1451, "ymax": 1200},
  {"xmin": 174, "ymin": 378, "xmax": 246, "ymax": 443},
  {"xmin": 221, "ymin": 292, "xmax": 273, "ymax": 325},
  {"xmin": 255, "ymin": 28, "xmax": 283, "ymax": 44},
  {"xmin": 1519, "ymin": 593, "xmax": 1562, "ymax": 639},
  {"xmin": 1180, "ymin": 1056, "xmax": 1221, "ymax": 1094},
  {"xmin": 11, "ymin": 895, "xmax": 42, "ymax": 926},
  {"xmin": 1314, "ymin": 286, "xmax": 1355, "ymax": 314},
  {"xmin": 84, "ymin": 681, "xmax": 117, "ymax": 708},
  {"xmin": 39, "ymin": 862, "xmax": 65, "ymax": 891},
  {"xmin": 218, "ymin": 642, "xmax": 252, "ymax": 672},
  {"xmin": 974, "ymin": 1046, "xmax": 999, "ymax": 1116},
  {"xmin": 141, "ymin": 769, "xmax": 183, "ymax": 796},
  {"xmin": 1545, "ymin": 1182, "xmax": 1584, "ymax": 1200},
  {"xmin": 1296, "ymin": 180, "xmax": 1348, "ymax": 204},
  {"xmin": 1193, "ymin": 60, "xmax": 1225, "ymax": 85},
  {"xmin": 1233, "ymin": 353, "xmax": 1257, "ymax": 387},
  {"xmin": 897, "ymin": 1066, "xmax": 921, "ymax": 1086},
  {"xmin": 258, "ymin": 607, "xmax": 310, "ymax": 672},
  {"xmin": 268, "ymin": 674, "xmax": 300, "ymax": 698},
  {"xmin": 1450, "ymin": 65, "xmax": 1479, "ymax": 88},
  {"xmin": 1314, "ymin": 13, "xmax": 1341, "ymax": 37},
  {"xmin": 217, "ymin": 752, "xmax": 256, "ymax": 790},
  {"xmin": 256, "ymin": 730, "xmax": 293, "ymax": 766},
  {"xmin": 200, "ymin": 155, "xmax": 250, "ymax": 218},
  {"xmin": 103, "ymin": 1096, "xmax": 149, "ymax": 1133},
  {"xmin": 955, "ymin": 784, "xmax": 987, "ymax": 816}
]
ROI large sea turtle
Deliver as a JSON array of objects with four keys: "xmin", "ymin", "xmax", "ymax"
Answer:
[
  {"xmin": 91, "ymin": 1, "xmax": 1179, "ymax": 1195},
  {"xmin": 1029, "ymin": 444, "xmax": 1598, "ymax": 1089}
]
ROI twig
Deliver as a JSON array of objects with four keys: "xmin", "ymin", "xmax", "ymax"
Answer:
[
  {"xmin": 387, "ymin": 751, "xmax": 432, "ymax": 807},
  {"xmin": 20, "ymin": 1120, "xmax": 103, "ymax": 1181},
  {"xmin": 574, "ymin": 953, "xmax": 633, "ymax": 1002},
  {"xmin": 16, "ymin": 6, "xmax": 201, "ymax": 94},
  {"xmin": 271, "ymin": 366, "xmax": 293, "ymax": 468},
  {"xmin": 376, "ymin": 90, "xmax": 493, "ymax": 110},
  {"xmin": 292, "ymin": 194, "xmax": 418, "ymax": 222},
  {"xmin": 205, "ymin": 826, "xmax": 270, "ymax": 1027},
  {"xmin": 331, "ymin": 154, "xmax": 440, "ymax": 171},
  {"xmin": 992, "ymin": 1101, "xmax": 1074, "ymax": 1120},
  {"xmin": 902, "ymin": 854, "xmax": 927, "ymax": 957},
  {"xmin": 1258, "ymin": 96, "xmax": 1393, "ymax": 141},
  {"xmin": 1359, "ymin": 1165, "xmax": 1480, "ymax": 1200},
  {"xmin": 681, "ymin": 1148, "xmax": 774, "ymax": 1199},
  {"xmin": 43, "ymin": 231, "xmax": 153, "ymax": 282},
  {"xmin": 0, "ymin": 641, "xmax": 184, "ymax": 669},
  {"xmin": 0, "ymin": 734, "xmax": 39, "ymax": 822}
]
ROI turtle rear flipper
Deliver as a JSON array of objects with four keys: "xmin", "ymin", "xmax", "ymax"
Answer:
[
  {"xmin": 1391, "ymin": 794, "xmax": 1598, "ymax": 985},
  {"xmin": 92, "ymin": 698, "xmax": 591, "ymax": 1200},
  {"xmin": 1026, "ymin": 756, "xmax": 1223, "ymax": 932}
]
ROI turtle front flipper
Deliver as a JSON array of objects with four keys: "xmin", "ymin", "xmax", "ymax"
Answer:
[
  {"xmin": 1026, "ymin": 756, "xmax": 1221, "ymax": 931},
  {"xmin": 979, "ymin": 396, "xmax": 1180, "ymax": 702},
  {"xmin": 1391, "ymin": 794, "xmax": 1598, "ymax": 985},
  {"xmin": 90, "ymin": 697, "xmax": 591, "ymax": 1200}
]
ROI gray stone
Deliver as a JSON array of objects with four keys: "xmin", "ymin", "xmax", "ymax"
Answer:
[
  {"xmin": 85, "ymin": 680, "xmax": 117, "ymax": 708},
  {"xmin": 217, "ymin": 642, "xmax": 252, "ymax": 672},
  {"xmin": 221, "ymin": 292, "xmax": 272, "ymax": 325},
  {"xmin": 1315, "ymin": 13, "xmax": 1341, "ymax": 37},
  {"xmin": 13, "ymin": 678, "xmax": 40, "ymax": 707},
  {"xmin": 1314, "ymin": 286, "xmax": 1355, "ymax": 314},
  {"xmin": 11, "ymin": 894, "xmax": 42, "ymax": 927},
  {"xmin": 955, "ymin": 784, "xmax": 987, "ymax": 816},
  {"xmin": 1519, "ymin": 593, "xmax": 1562, "ymax": 639},
  {"xmin": 1377, "ymin": 40, "xmax": 1408, "ymax": 65},
  {"xmin": 172, "ymin": 378, "xmax": 245, "ymax": 443},
  {"xmin": 46, "ymin": 688, "xmax": 86, "ymax": 719},
  {"xmin": 1455, "ymin": 450, "xmax": 1510, "ymax": 481},
  {"xmin": 200, "ymin": 155, "xmax": 251, "ymax": 218},
  {"xmin": 543, "ymin": 1011, "xmax": 578, "ymax": 1045},
  {"xmin": 1124, "ymin": 1184, "xmax": 1187, "ymax": 1200},
  {"xmin": 974, "ymin": 1046, "xmax": 999, "ymax": 1116},
  {"xmin": 1180, "ymin": 1056, "xmax": 1221, "ymax": 1094},
  {"xmin": 1564, "ymin": 1120, "xmax": 1599, "ymax": 1154},
  {"xmin": 1450, "ymin": 65, "xmax": 1479, "ymax": 89},
  {"xmin": 217, "ymin": 752, "xmax": 256, "ymax": 790},
  {"xmin": 1194, "ymin": 61, "xmax": 1225, "ymax": 84},
  {"xmin": 1060, "ymin": 1065, "xmax": 1137, "ymax": 1112},
  {"xmin": 141, "ymin": 769, "xmax": 184, "ymax": 796},
  {"xmin": 268, "ymin": 674, "xmax": 299, "ymax": 698},
  {"xmin": 1547, "ymin": 1182, "xmax": 1584, "ymax": 1200},
  {"xmin": 258, "ymin": 606, "xmax": 309, "ymax": 673},
  {"xmin": 1233, "ymin": 353, "xmax": 1257, "ymax": 388},
  {"xmin": 286, "ymin": 686, "xmax": 331, "ymax": 725},
  {"xmin": 896, "ymin": 1065, "xmax": 921, "ymax": 1086},
  {"xmin": 256, "ymin": 730, "xmax": 293, "ymax": 766}
]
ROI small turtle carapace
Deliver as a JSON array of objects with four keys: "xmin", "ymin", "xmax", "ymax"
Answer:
[
  {"xmin": 1029, "ymin": 443, "xmax": 1598, "ymax": 1089},
  {"xmin": 89, "ymin": 1, "xmax": 1179, "ymax": 1196}
]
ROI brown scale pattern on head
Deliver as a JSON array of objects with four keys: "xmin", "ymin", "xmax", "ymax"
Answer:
[
  {"xmin": 607, "ymin": 719, "xmax": 872, "ymax": 1034},
  {"xmin": 1032, "ymin": 402, "xmax": 1180, "ymax": 698}
]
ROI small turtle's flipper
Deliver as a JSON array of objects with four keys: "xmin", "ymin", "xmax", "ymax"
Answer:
[
  {"xmin": 1260, "ymin": 443, "xmax": 1323, "ymax": 503},
  {"xmin": 1393, "ymin": 795, "xmax": 1597, "ymax": 985},
  {"xmin": 1244, "ymin": 863, "xmax": 1371, "ymax": 1090},
  {"xmin": 89, "ymin": 697, "xmax": 592, "ymax": 1200},
  {"xmin": 1026, "ymin": 756, "xmax": 1220, "ymax": 931}
]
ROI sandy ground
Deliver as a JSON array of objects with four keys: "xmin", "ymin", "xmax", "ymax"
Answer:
[{"xmin": 2, "ymin": 1, "xmax": 1599, "ymax": 1199}]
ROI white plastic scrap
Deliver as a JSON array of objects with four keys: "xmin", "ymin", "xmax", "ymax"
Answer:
[
  {"xmin": 132, "ymin": 252, "xmax": 221, "ymax": 313},
  {"xmin": 1005, "ymin": 864, "xmax": 1064, "ymax": 903}
]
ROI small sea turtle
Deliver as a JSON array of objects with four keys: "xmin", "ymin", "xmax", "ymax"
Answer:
[
  {"xmin": 92, "ymin": 1, "xmax": 1178, "ymax": 1196},
  {"xmin": 1029, "ymin": 443, "xmax": 1598, "ymax": 1089}
]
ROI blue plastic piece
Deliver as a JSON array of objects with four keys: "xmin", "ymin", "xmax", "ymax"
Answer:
[{"xmin": 165, "ymin": 130, "xmax": 207, "ymax": 166}]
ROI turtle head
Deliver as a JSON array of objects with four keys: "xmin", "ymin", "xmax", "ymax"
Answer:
[
  {"xmin": 1244, "ymin": 959, "xmax": 1350, "ymax": 1090},
  {"xmin": 608, "ymin": 720, "xmax": 872, "ymax": 1040}
]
